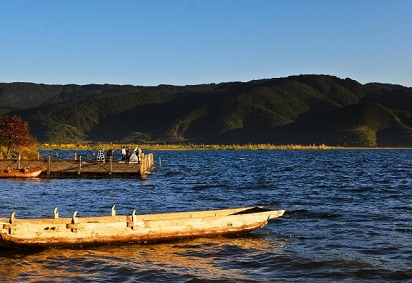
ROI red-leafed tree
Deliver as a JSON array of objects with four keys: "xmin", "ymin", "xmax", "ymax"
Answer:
[{"xmin": 0, "ymin": 115, "xmax": 35, "ymax": 157}]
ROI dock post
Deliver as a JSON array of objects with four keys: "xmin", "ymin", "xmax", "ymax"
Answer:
[
  {"xmin": 78, "ymin": 156, "xmax": 82, "ymax": 175},
  {"xmin": 47, "ymin": 155, "xmax": 51, "ymax": 175},
  {"xmin": 109, "ymin": 158, "xmax": 113, "ymax": 175},
  {"xmin": 17, "ymin": 152, "xmax": 21, "ymax": 169},
  {"xmin": 139, "ymin": 153, "xmax": 145, "ymax": 175}
]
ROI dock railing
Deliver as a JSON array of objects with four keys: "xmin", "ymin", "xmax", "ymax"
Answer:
[{"xmin": 0, "ymin": 152, "xmax": 155, "ymax": 178}]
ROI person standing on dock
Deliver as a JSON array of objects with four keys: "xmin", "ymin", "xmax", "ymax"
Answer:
[
  {"xmin": 121, "ymin": 146, "xmax": 126, "ymax": 161},
  {"xmin": 130, "ymin": 146, "xmax": 142, "ymax": 163},
  {"xmin": 125, "ymin": 147, "xmax": 131, "ymax": 164},
  {"xmin": 136, "ymin": 146, "xmax": 142, "ymax": 163},
  {"xmin": 107, "ymin": 149, "xmax": 114, "ymax": 161}
]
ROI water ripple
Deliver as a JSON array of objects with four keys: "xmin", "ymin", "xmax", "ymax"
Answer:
[{"xmin": 1, "ymin": 149, "xmax": 412, "ymax": 282}]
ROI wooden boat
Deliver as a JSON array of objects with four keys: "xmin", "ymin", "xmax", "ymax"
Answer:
[
  {"xmin": 0, "ymin": 166, "xmax": 46, "ymax": 178},
  {"xmin": 0, "ymin": 206, "xmax": 285, "ymax": 248}
]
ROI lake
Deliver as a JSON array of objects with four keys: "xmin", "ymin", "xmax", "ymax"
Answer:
[{"xmin": 1, "ymin": 149, "xmax": 411, "ymax": 282}]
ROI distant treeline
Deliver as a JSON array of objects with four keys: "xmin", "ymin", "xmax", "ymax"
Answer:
[
  {"xmin": 37, "ymin": 143, "xmax": 332, "ymax": 151},
  {"xmin": 1, "ymin": 75, "xmax": 412, "ymax": 147}
]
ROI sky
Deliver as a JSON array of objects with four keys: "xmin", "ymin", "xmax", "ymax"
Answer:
[{"xmin": 1, "ymin": 0, "xmax": 412, "ymax": 87}]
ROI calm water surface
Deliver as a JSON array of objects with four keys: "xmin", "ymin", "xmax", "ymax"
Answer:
[{"xmin": 0, "ymin": 150, "xmax": 411, "ymax": 282}]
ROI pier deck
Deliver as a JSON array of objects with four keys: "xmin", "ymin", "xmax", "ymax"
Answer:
[{"xmin": 0, "ymin": 153, "xmax": 154, "ymax": 179}]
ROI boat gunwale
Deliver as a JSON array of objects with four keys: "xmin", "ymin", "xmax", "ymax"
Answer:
[{"xmin": 0, "ymin": 206, "xmax": 284, "ymax": 224}]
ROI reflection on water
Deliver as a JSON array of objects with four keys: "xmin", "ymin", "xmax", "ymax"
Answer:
[{"xmin": 0, "ymin": 235, "xmax": 285, "ymax": 282}]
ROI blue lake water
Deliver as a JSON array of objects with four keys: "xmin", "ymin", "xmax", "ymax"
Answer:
[{"xmin": 0, "ymin": 149, "xmax": 411, "ymax": 282}]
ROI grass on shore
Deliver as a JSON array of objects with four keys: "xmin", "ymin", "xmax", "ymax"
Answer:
[{"xmin": 37, "ymin": 143, "xmax": 332, "ymax": 151}]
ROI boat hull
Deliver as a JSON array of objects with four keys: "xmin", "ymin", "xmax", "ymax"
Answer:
[
  {"xmin": 0, "ymin": 166, "xmax": 46, "ymax": 178},
  {"xmin": 0, "ymin": 206, "xmax": 285, "ymax": 248}
]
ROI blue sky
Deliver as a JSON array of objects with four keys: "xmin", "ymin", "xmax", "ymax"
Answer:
[{"xmin": 1, "ymin": 0, "xmax": 412, "ymax": 87}]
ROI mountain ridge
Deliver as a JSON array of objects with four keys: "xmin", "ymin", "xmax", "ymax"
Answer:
[{"xmin": 1, "ymin": 74, "xmax": 411, "ymax": 147}]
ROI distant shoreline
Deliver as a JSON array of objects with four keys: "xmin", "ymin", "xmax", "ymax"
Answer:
[{"xmin": 37, "ymin": 143, "xmax": 412, "ymax": 151}]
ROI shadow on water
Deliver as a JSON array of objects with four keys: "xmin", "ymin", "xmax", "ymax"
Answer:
[{"xmin": 0, "ymin": 246, "xmax": 47, "ymax": 258}]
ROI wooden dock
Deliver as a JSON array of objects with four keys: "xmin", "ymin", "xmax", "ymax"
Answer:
[{"xmin": 0, "ymin": 153, "xmax": 154, "ymax": 179}]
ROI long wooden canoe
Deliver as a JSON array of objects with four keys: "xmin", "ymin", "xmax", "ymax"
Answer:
[
  {"xmin": 0, "ymin": 206, "xmax": 285, "ymax": 248},
  {"xmin": 0, "ymin": 166, "xmax": 46, "ymax": 178}
]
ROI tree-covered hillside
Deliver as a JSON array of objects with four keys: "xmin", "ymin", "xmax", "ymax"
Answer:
[{"xmin": 1, "ymin": 75, "xmax": 412, "ymax": 146}]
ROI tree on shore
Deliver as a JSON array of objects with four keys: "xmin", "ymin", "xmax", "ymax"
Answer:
[{"xmin": 0, "ymin": 115, "xmax": 35, "ymax": 158}]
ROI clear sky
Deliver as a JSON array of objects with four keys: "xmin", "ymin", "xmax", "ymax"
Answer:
[{"xmin": 1, "ymin": 0, "xmax": 412, "ymax": 87}]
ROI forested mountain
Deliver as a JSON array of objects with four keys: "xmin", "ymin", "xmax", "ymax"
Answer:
[{"xmin": 1, "ymin": 75, "xmax": 411, "ymax": 147}]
